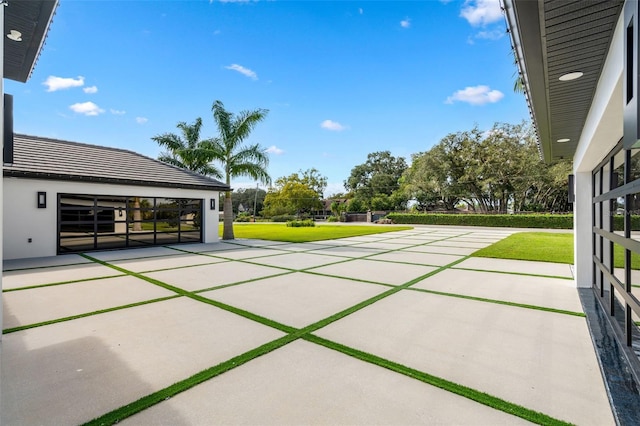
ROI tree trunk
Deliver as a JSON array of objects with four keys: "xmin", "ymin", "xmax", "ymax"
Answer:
[
  {"xmin": 132, "ymin": 197, "xmax": 142, "ymax": 232},
  {"xmin": 223, "ymin": 191, "xmax": 234, "ymax": 240}
]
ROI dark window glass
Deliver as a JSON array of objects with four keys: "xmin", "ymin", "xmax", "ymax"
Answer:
[
  {"xmin": 128, "ymin": 233, "xmax": 156, "ymax": 247},
  {"xmin": 58, "ymin": 194, "xmax": 202, "ymax": 253},
  {"xmin": 612, "ymin": 150, "xmax": 625, "ymax": 189},
  {"xmin": 96, "ymin": 235, "xmax": 127, "ymax": 250},
  {"xmin": 59, "ymin": 237, "xmax": 95, "ymax": 252}
]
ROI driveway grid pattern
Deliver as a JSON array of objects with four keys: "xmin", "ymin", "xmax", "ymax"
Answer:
[{"xmin": 1, "ymin": 227, "xmax": 614, "ymax": 425}]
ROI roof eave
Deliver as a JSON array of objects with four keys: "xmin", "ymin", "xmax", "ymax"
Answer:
[
  {"xmin": 3, "ymin": 169, "xmax": 230, "ymax": 192},
  {"xmin": 503, "ymin": 0, "xmax": 552, "ymax": 163}
]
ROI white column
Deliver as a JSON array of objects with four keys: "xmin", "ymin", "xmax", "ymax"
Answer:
[
  {"xmin": 0, "ymin": 1, "xmax": 6, "ymax": 341},
  {"xmin": 574, "ymin": 171, "xmax": 593, "ymax": 288}
]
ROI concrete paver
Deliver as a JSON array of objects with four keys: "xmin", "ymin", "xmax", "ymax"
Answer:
[
  {"xmin": 3, "ymin": 275, "xmax": 174, "ymax": 329},
  {"xmin": 367, "ymin": 251, "xmax": 464, "ymax": 267},
  {"xmin": 455, "ymin": 257, "xmax": 573, "ymax": 278},
  {"xmin": 402, "ymin": 245, "xmax": 479, "ymax": 256},
  {"xmin": 2, "ymin": 263, "xmax": 120, "ymax": 290},
  {"xmin": 3, "ymin": 254, "xmax": 91, "ymax": 271},
  {"xmin": 413, "ymin": 268, "xmax": 582, "ymax": 312},
  {"xmin": 110, "ymin": 253, "xmax": 225, "ymax": 272},
  {"xmin": 306, "ymin": 245, "xmax": 385, "ymax": 258},
  {"xmin": 201, "ymin": 272, "xmax": 388, "ymax": 328},
  {"xmin": 309, "ymin": 258, "xmax": 438, "ymax": 285},
  {"xmin": 429, "ymin": 240, "xmax": 493, "ymax": 249},
  {"xmin": 0, "ymin": 226, "xmax": 613, "ymax": 425},
  {"xmin": 87, "ymin": 246, "xmax": 182, "ymax": 261},
  {"xmin": 144, "ymin": 261, "xmax": 285, "ymax": 291},
  {"xmin": 211, "ymin": 247, "xmax": 291, "ymax": 260},
  {"xmin": 1, "ymin": 297, "xmax": 285, "ymax": 425},
  {"xmin": 247, "ymin": 252, "xmax": 348, "ymax": 270},
  {"xmin": 123, "ymin": 340, "xmax": 530, "ymax": 426},
  {"xmin": 316, "ymin": 290, "xmax": 613, "ymax": 425}
]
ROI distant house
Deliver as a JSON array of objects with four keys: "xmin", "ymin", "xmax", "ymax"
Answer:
[{"xmin": 3, "ymin": 134, "xmax": 229, "ymax": 259}]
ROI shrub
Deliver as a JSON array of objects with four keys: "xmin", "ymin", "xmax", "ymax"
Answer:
[
  {"xmin": 326, "ymin": 215, "xmax": 338, "ymax": 222},
  {"xmin": 286, "ymin": 219, "xmax": 316, "ymax": 227},
  {"xmin": 386, "ymin": 213, "xmax": 573, "ymax": 229},
  {"xmin": 271, "ymin": 215, "xmax": 297, "ymax": 222},
  {"xmin": 235, "ymin": 212, "xmax": 252, "ymax": 222}
]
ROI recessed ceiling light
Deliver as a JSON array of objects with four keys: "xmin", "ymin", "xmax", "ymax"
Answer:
[
  {"xmin": 559, "ymin": 72, "xmax": 583, "ymax": 81},
  {"xmin": 557, "ymin": 138, "xmax": 570, "ymax": 143},
  {"xmin": 6, "ymin": 30, "xmax": 22, "ymax": 42}
]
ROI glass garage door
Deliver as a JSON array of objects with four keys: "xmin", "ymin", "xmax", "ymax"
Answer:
[{"xmin": 58, "ymin": 194, "xmax": 202, "ymax": 253}]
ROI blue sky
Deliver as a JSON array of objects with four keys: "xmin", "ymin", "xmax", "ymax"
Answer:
[{"xmin": 7, "ymin": 0, "xmax": 529, "ymax": 196}]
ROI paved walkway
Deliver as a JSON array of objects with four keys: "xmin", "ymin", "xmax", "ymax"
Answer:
[{"xmin": 1, "ymin": 226, "xmax": 613, "ymax": 425}]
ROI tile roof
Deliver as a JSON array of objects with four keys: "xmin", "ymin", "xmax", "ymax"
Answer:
[{"xmin": 3, "ymin": 134, "xmax": 229, "ymax": 191}]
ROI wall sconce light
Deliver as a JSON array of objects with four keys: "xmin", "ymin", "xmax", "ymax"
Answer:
[
  {"xmin": 118, "ymin": 207, "xmax": 123, "ymax": 217},
  {"xmin": 210, "ymin": 198, "xmax": 216, "ymax": 210},
  {"xmin": 568, "ymin": 174, "xmax": 575, "ymax": 203},
  {"xmin": 37, "ymin": 191, "xmax": 46, "ymax": 208}
]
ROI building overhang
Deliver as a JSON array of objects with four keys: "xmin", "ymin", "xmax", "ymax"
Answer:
[
  {"xmin": 4, "ymin": 0, "xmax": 58, "ymax": 83},
  {"xmin": 503, "ymin": 0, "xmax": 624, "ymax": 163}
]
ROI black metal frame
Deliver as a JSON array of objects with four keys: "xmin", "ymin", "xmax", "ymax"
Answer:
[
  {"xmin": 592, "ymin": 140, "xmax": 640, "ymax": 383},
  {"xmin": 57, "ymin": 194, "xmax": 203, "ymax": 254}
]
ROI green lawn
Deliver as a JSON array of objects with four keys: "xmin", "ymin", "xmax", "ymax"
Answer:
[
  {"xmin": 218, "ymin": 223, "xmax": 413, "ymax": 243},
  {"xmin": 473, "ymin": 232, "xmax": 574, "ymax": 264},
  {"xmin": 473, "ymin": 231, "xmax": 640, "ymax": 269}
]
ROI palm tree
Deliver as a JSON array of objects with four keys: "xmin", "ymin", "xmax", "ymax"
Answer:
[
  {"xmin": 210, "ymin": 100, "xmax": 271, "ymax": 240},
  {"xmin": 152, "ymin": 118, "xmax": 222, "ymax": 178}
]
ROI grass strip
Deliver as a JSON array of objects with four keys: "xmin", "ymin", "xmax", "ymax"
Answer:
[
  {"xmin": 303, "ymin": 334, "xmax": 573, "ymax": 426},
  {"xmin": 2, "ymin": 261, "xmax": 94, "ymax": 272},
  {"xmin": 405, "ymin": 287, "xmax": 585, "ymax": 317},
  {"xmin": 78, "ymin": 248, "xmax": 569, "ymax": 425},
  {"xmin": 192, "ymin": 271, "xmax": 295, "ymax": 294},
  {"xmin": 2, "ymin": 296, "xmax": 180, "ymax": 334},
  {"xmin": 301, "ymin": 270, "xmax": 397, "ymax": 288},
  {"xmin": 82, "ymin": 334, "xmax": 299, "ymax": 426},
  {"xmin": 452, "ymin": 266, "xmax": 573, "ymax": 281},
  {"xmin": 298, "ymin": 256, "xmax": 470, "ymax": 335},
  {"xmin": 80, "ymin": 254, "xmax": 296, "ymax": 334},
  {"xmin": 2, "ymin": 274, "xmax": 126, "ymax": 292}
]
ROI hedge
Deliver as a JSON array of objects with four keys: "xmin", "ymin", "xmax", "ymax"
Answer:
[{"xmin": 386, "ymin": 213, "xmax": 574, "ymax": 229}]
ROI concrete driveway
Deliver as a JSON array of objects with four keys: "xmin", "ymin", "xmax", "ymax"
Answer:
[{"xmin": 1, "ymin": 226, "xmax": 613, "ymax": 425}]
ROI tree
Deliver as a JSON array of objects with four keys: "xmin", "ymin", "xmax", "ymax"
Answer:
[
  {"xmin": 344, "ymin": 151, "xmax": 408, "ymax": 210},
  {"xmin": 231, "ymin": 187, "xmax": 267, "ymax": 216},
  {"xmin": 152, "ymin": 118, "xmax": 222, "ymax": 177},
  {"xmin": 210, "ymin": 100, "xmax": 271, "ymax": 239},
  {"xmin": 403, "ymin": 122, "xmax": 572, "ymax": 213},
  {"xmin": 151, "ymin": 118, "xmax": 222, "ymax": 232},
  {"xmin": 262, "ymin": 169, "xmax": 327, "ymax": 217}
]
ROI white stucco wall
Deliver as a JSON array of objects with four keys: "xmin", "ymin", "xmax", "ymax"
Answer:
[
  {"xmin": 572, "ymin": 12, "xmax": 624, "ymax": 287},
  {"xmin": 3, "ymin": 177, "xmax": 220, "ymax": 260}
]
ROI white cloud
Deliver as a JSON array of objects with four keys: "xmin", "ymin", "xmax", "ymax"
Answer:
[
  {"xmin": 83, "ymin": 85, "xmax": 98, "ymax": 94},
  {"xmin": 110, "ymin": 109, "xmax": 126, "ymax": 115},
  {"xmin": 460, "ymin": 0, "xmax": 502, "ymax": 27},
  {"xmin": 445, "ymin": 85, "xmax": 504, "ymax": 105},
  {"xmin": 225, "ymin": 64, "xmax": 258, "ymax": 80},
  {"xmin": 475, "ymin": 28, "xmax": 504, "ymax": 40},
  {"xmin": 325, "ymin": 182, "xmax": 347, "ymax": 198},
  {"xmin": 136, "ymin": 117, "xmax": 149, "ymax": 124},
  {"xmin": 69, "ymin": 101, "xmax": 104, "ymax": 116},
  {"xmin": 400, "ymin": 18, "xmax": 411, "ymax": 28},
  {"xmin": 321, "ymin": 119, "xmax": 348, "ymax": 131},
  {"xmin": 43, "ymin": 76, "xmax": 84, "ymax": 92},
  {"xmin": 265, "ymin": 145, "xmax": 284, "ymax": 155}
]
